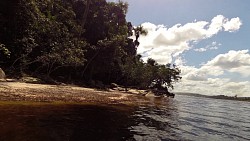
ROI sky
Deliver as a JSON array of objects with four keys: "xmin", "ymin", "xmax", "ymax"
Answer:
[{"xmin": 109, "ymin": 0, "xmax": 250, "ymax": 97}]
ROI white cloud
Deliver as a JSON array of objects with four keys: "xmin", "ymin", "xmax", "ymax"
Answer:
[
  {"xmin": 207, "ymin": 15, "xmax": 225, "ymax": 36},
  {"xmin": 194, "ymin": 48, "xmax": 207, "ymax": 52},
  {"xmin": 136, "ymin": 15, "xmax": 242, "ymax": 64},
  {"xmin": 194, "ymin": 41, "xmax": 221, "ymax": 52},
  {"xmin": 174, "ymin": 78, "xmax": 250, "ymax": 97},
  {"xmin": 230, "ymin": 66, "xmax": 250, "ymax": 77},
  {"xmin": 186, "ymin": 73, "xmax": 208, "ymax": 81},
  {"xmin": 174, "ymin": 50, "xmax": 250, "ymax": 97},
  {"xmin": 223, "ymin": 17, "xmax": 242, "ymax": 32},
  {"xmin": 192, "ymin": 50, "xmax": 250, "ymax": 78},
  {"xmin": 134, "ymin": 15, "xmax": 248, "ymax": 97},
  {"xmin": 204, "ymin": 50, "xmax": 250, "ymax": 76}
]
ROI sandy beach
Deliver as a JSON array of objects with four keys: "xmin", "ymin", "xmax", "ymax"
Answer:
[{"xmin": 0, "ymin": 81, "xmax": 148, "ymax": 105}]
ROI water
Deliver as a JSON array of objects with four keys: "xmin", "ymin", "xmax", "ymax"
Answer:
[{"xmin": 0, "ymin": 95, "xmax": 250, "ymax": 141}]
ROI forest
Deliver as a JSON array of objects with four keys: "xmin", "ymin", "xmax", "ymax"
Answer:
[{"xmin": 0, "ymin": 0, "xmax": 181, "ymax": 93}]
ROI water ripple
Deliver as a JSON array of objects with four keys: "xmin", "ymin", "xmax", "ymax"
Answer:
[{"xmin": 130, "ymin": 95, "xmax": 250, "ymax": 141}]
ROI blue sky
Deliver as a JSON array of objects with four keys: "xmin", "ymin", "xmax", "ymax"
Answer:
[{"xmin": 109, "ymin": 0, "xmax": 250, "ymax": 97}]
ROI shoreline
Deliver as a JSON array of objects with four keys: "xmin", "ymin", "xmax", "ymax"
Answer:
[{"xmin": 0, "ymin": 81, "xmax": 148, "ymax": 105}]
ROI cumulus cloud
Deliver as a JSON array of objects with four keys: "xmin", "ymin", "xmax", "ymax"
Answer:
[
  {"xmin": 207, "ymin": 15, "xmax": 225, "ymax": 36},
  {"xmin": 174, "ymin": 78, "xmax": 250, "ymax": 97},
  {"xmin": 223, "ymin": 17, "xmax": 242, "ymax": 32},
  {"xmin": 136, "ymin": 15, "xmax": 242, "ymax": 64},
  {"xmin": 174, "ymin": 50, "xmax": 250, "ymax": 97},
  {"xmin": 135, "ymin": 15, "xmax": 247, "ymax": 97},
  {"xmin": 204, "ymin": 50, "xmax": 250, "ymax": 76},
  {"xmin": 187, "ymin": 50, "xmax": 250, "ymax": 78},
  {"xmin": 186, "ymin": 73, "xmax": 208, "ymax": 81}
]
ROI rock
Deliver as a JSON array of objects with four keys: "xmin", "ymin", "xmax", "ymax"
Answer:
[
  {"xmin": 6, "ymin": 79, "xmax": 18, "ymax": 82},
  {"xmin": 110, "ymin": 83, "xmax": 118, "ymax": 89},
  {"xmin": 0, "ymin": 68, "xmax": 6, "ymax": 79},
  {"xmin": 117, "ymin": 87, "xmax": 126, "ymax": 91},
  {"xmin": 20, "ymin": 76, "xmax": 42, "ymax": 84}
]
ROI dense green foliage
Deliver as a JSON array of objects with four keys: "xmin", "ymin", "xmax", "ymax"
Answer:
[{"xmin": 0, "ymin": 0, "xmax": 181, "ymax": 92}]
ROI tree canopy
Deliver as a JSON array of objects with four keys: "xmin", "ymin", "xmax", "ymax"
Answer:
[{"xmin": 0, "ymin": 0, "xmax": 181, "ymax": 94}]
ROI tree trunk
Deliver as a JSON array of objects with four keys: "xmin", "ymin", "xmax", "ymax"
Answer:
[{"xmin": 81, "ymin": 0, "xmax": 91, "ymax": 28}]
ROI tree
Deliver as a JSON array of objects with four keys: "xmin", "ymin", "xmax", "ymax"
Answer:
[
  {"xmin": 146, "ymin": 60, "xmax": 182, "ymax": 96},
  {"xmin": 81, "ymin": 0, "xmax": 91, "ymax": 28},
  {"xmin": 0, "ymin": 0, "xmax": 182, "ymax": 92},
  {"xmin": 79, "ymin": 0, "xmax": 129, "ymax": 83},
  {"xmin": 0, "ymin": 0, "xmax": 87, "ymax": 77}
]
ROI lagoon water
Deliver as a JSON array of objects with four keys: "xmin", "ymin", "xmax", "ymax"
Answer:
[{"xmin": 0, "ymin": 95, "xmax": 250, "ymax": 141}]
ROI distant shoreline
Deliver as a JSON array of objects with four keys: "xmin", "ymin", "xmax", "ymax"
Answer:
[{"xmin": 176, "ymin": 92, "xmax": 250, "ymax": 102}]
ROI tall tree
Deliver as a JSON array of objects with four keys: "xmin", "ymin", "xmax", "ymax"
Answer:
[
  {"xmin": 81, "ymin": 0, "xmax": 91, "ymax": 28},
  {"xmin": 0, "ymin": 0, "xmax": 182, "ymax": 91},
  {"xmin": 0, "ymin": 0, "xmax": 86, "ymax": 76}
]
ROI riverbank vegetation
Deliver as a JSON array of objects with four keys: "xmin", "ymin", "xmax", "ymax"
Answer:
[{"xmin": 0, "ymin": 0, "xmax": 181, "ymax": 95}]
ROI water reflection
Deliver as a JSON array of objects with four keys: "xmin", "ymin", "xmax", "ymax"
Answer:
[
  {"xmin": 175, "ymin": 95, "xmax": 250, "ymax": 141},
  {"xmin": 1, "ymin": 95, "xmax": 250, "ymax": 141},
  {"xmin": 130, "ymin": 95, "xmax": 250, "ymax": 141},
  {"xmin": 130, "ymin": 97, "xmax": 181, "ymax": 141},
  {"xmin": 0, "ymin": 104, "xmax": 136, "ymax": 141}
]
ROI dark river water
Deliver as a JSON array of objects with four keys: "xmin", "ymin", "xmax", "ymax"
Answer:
[{"xmin": 0, "ymin": 95, "xmax": 250, "ymax": 141}]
